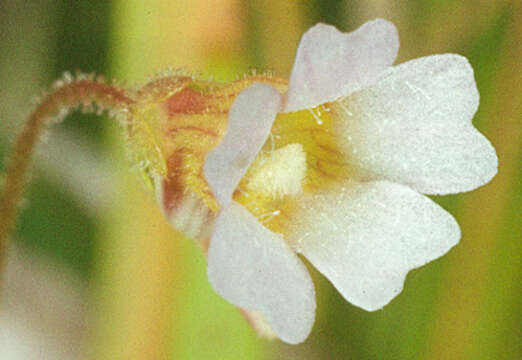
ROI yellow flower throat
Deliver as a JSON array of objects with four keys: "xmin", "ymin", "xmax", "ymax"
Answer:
[{"xmin": 128, "ymin": 75, "xmax": 352, "ymax": 237}]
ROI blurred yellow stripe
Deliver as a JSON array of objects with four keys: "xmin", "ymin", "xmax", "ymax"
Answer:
[
  {"xmin": 93, "ymin": 181, "xmax": 177, "ymax": 360},
  {"xmin": 109, "ymin": 0, "xmax": 244, "ymax": 80},
  {"xmin": 95, "ymin": 1, "xmax": 271, "ymax": 359}
]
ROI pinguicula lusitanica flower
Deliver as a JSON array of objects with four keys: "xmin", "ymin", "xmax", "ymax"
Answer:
[
  {"xmin": 162, "ymin": 19, "xmax": 497, "ymax": 343},
  {"xmin": 0, "ymin": 19, "xmax": 497, "ymax": 344}
]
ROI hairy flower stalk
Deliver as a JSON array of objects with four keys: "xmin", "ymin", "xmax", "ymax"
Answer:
[
  {"xmin": 0, "ymin": 70, "xmax": 284, "ymax": 332},
  {"xmin": 0, "ymin": 74, "xmax": 134, "ymax": 281}
]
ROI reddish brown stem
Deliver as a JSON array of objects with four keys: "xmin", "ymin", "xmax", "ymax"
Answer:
[{"xmin": 0, "ymin": 75, "xmax": 135, "ymax": 284}]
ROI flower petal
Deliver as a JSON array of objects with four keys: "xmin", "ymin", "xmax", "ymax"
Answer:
[
  {"xmin": 334, "ymin": 54, "xmax": 498, "ymax": 195},
  {"xmin": 207, "ymin": 201, "xmax": 316, "ymax": 344},
  {"xmin": 284, "ymin": 18, "xmax": 399, "ymax": 112},
  {"xmin": 154, "ymin": 174, "xmax": 215, "ymax": 243},
  {"xmin": 204, "ymin": 84, "xmax": 282, "ymax": 206},
  {"xmin": 286, "ymin": 181, "xmax": 460, "ymax": 311}
]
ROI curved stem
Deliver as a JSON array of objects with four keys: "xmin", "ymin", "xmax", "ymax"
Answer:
[{"xmin": 0, "ymin": 74, "xmax": 135, "ymax": 284}]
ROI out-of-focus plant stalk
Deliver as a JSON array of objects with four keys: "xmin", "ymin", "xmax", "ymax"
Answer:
[
  {"xmin": 425, "ymin": 6, "xmax": 520, "ymax": 360},
  {"xmin": 93, "ymin": 185, "xmax": 178, "ymax": 359},
  {"xmin": 93, "ymin": 1, "xmax": 263, "ymax": 360},
  {"xmin": 91, "ymin": 2, "xmax": 179, "ymax": 358}
]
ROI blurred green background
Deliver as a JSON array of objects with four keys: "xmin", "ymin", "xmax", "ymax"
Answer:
[{"xmin": 0, "ymin": 0, "xmax": 520, "ymax": 359}]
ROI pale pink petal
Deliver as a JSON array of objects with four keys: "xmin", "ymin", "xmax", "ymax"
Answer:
[
  {"xmin": 334, "ymin": 54, "xmax": 498, "ymax": 195},
  {"xmin": 284, "ymin": 18, "xmax": 399, "ymax": 112},
  {"xmin": 207, "ymin": 201, "xmax": 316, "ymax": 344},
  {"xmin": 204, "ymin": 84, "xmax": 282, "ymax": 206},
  {"xmin": 286, "ymin": 181, "xmax": 460, "ymax": 311}
]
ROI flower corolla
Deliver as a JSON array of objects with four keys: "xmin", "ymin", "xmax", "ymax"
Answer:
[
  {"xmin": 146, "ymin": 19, "xmax": 497, "ymax": 344},
  {"xmin": 201, "ymin": 19, "xmax": 498, "ymax": 344}
]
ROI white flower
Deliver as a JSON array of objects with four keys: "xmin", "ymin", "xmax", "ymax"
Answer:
[{"xmin": 203, "ymin": 19, "xmax": 498, "ymax": 344}]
